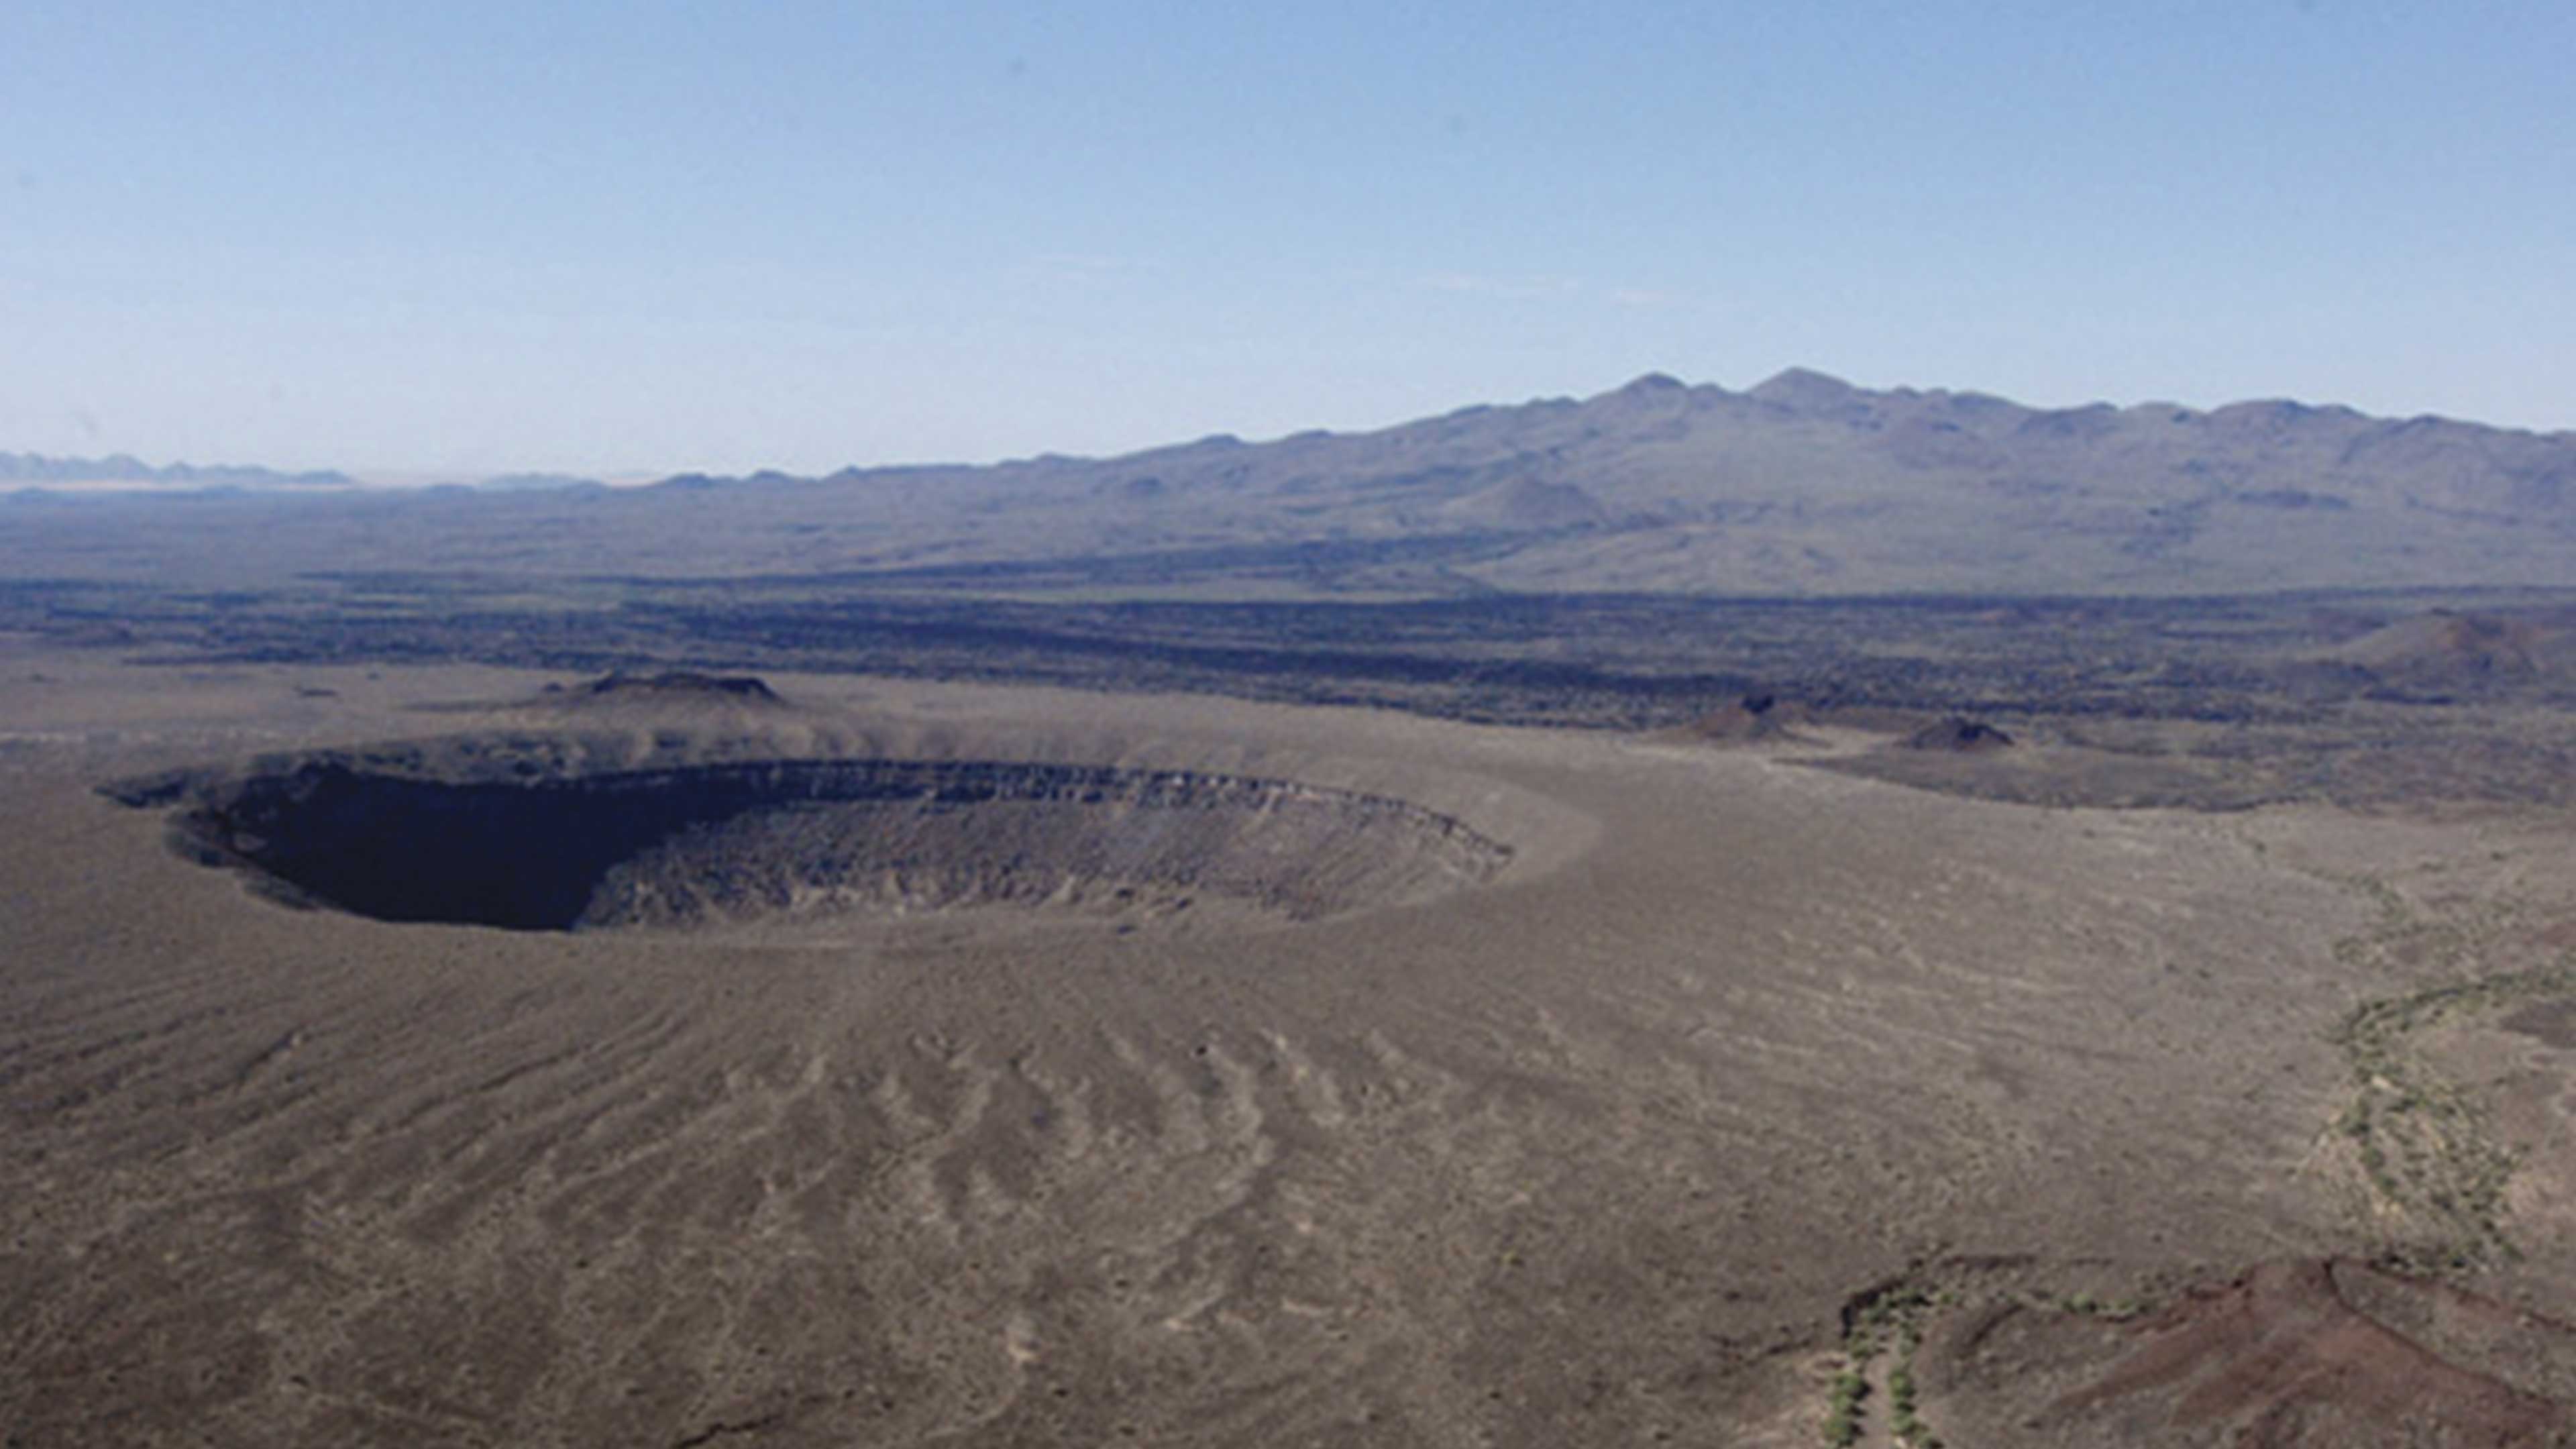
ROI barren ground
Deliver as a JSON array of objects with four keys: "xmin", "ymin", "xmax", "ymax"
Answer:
[{"xmin": 6, "ymin": 635, "xmax": 2575, "ymax": 1445}]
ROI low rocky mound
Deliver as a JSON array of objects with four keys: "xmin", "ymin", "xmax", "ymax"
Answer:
[
  {"xmin": 1903, "ymin": 716, "xmax": 2016, "ymax": 753},
  {"xmin": 546, "ymin": 671, "xmax": 786, "ymax": 703},
  {"xmin": 2328, "ymin": 610, "xmax": 2563, "ymax": 688},
  {"xmin": 110, "ymin": 741, "xmax": 1513, "ymax": 933},
  {"xmin": 1666, "ymin": 692, "xmax": 1813, "ymax": 745}
]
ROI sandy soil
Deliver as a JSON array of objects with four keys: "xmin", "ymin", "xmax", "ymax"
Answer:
[{"xmin": 5, "ymin": 638, "xmax": 2571, "ymax": 1446}]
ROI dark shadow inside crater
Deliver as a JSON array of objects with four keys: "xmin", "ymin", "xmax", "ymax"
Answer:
[{"xmin": 119, "ymin": 757, "xmax": 1512, "ymax": 932}]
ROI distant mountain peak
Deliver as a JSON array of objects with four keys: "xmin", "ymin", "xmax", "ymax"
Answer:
[
  {"xmin": 1748, "ymin": 367, "xmax": 1858, "ymax": 406},
  {"xmin": 1615, "ymin": 372, "xmax": 1688, "ymax": 394},
  {"xmin": 1587, "ymin": 373, "xmax": 1700, "ymax": 415}
]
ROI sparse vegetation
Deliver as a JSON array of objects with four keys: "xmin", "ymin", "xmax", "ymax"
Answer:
[
  {"xmin": 2322, "ymin": 874, "xmax": 2576, "ymax": 1272},
  {"xmin": 1888, "ymin": 1360, "xmax": 1921, "ymax": 1440},
  {"xmin": 1822, "ymin": 1368, "xmax": 1867, "ymax": 1446},
  {"xmin": 1823, "ymin": 1279, "xmax": 1952, "ymax": 1448},
  {"xmin": 1815, "ymin": 1267, "xmax": 2175, "ymax": 1445}
]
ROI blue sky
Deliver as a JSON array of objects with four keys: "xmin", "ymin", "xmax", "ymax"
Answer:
[{"xmin": 3, "ymin": 2, "xmax": 2570, "ymax": 474}]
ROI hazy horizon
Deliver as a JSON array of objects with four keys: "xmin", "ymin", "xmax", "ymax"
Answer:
[{"xmin": 15, "ymin": 363, "xmax": 2576, "ymax": 491}]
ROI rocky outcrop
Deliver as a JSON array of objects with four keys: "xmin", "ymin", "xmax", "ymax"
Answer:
[{"xmin": 1904, "ymin": 717, "xmax": 2016, "ymax": 753}]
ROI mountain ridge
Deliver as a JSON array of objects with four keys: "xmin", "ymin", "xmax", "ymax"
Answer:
[
  {"xmin": 0, "ymin": 451, "xmax": 353, "ymax": 489},
  {"xmin": 662, "ymin": 368, "xmax": 2576, "ymax": 500},
  {"xmin": 5, "ymin": 371, "xmax": 2571, "ymax": 596},
  {"xmin": 604, "ymin": 368, "xmax": 2574, "ymax": 595}
]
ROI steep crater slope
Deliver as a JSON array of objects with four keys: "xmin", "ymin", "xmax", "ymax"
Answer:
[{"xmin": 108, "ymin": 746, "xmax": 1515, "ymax": 932}]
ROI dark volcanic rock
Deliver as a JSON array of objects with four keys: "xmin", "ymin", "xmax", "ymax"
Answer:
[
  {"xmin": 2037, "ymin": 1260, "xmax": 2572, "ymax": 1446},
  {"xmin": 1672, "ymin": 692, "xmax": 1811, "ymax": 745},
  {"xmin": 1904, "ymin": 716, "xmax": 2016, "ymax": 753},
  {"xmin": 556, "ymin": 671, "xmax": 785, "ymax": 702}
]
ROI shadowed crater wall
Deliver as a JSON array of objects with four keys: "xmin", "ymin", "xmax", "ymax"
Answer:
[{"xmin": 110, "ymin": 751, "xmax": 1515, "ymax": 932}]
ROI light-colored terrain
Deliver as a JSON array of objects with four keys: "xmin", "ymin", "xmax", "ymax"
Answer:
[{"xmin": 7, "ymin": 639, "xmax": 2576, "ymax": 1444}]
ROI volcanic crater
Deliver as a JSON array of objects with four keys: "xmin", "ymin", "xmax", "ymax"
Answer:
[{"xmin": 109, "ymin": 738, "xmax": 1516, "ymax": 934}]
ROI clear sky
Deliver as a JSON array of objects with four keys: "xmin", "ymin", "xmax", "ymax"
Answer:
[{"xmin": 3, "ymin": 2, "xmax": 2570, "ymax": 475}]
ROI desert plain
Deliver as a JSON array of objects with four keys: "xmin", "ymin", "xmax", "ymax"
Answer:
[
  {"xmin": 9, "ymin": 374, "xmax": 2576, "ymax": 1446},
  {"xmin": 1, "ymin": 635, "xmax": 2573, "ymax": 1447}
]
